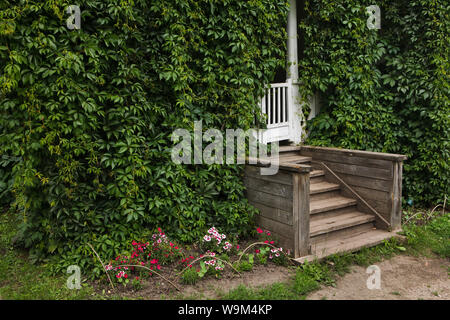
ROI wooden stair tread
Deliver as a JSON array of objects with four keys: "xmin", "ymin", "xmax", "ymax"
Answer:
[
  {"xmin": 310, "ymin": 196, "xmax": 357, "ymax": 214},
  {"xmin": 279, "ymin": 146, "xmax": 302, "ymax": 153},
  {"xmin": 279, "ymin": 155, "xmax": 312, "ymax": 164},
  {"xmin": 310, "ymin": 181, "xmax": 340, "ymax": 194},
  {"xmin": 310, "ymin": 211, "xmax": 375, "ymax": 237},
  {"xmin": 294, "ymin": 229, "xmax": 402, "ymax": 263},
  {"xmin": 310, "ymin": 170, "xmax": 325, "ymax": 178}
]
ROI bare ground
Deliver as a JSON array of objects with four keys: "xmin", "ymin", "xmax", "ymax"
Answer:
[{"xmin": 307, "ymin": 255, "xmax": 450, "ymax": 300}]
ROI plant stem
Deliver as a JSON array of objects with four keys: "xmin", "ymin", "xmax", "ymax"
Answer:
[
  {"xmin": 87, "ymin": 243, "xmax": 115, "ymax": 290},
  {"xmin": 117, "ymin": 264, "xmax": 182, "ymax": 292}
]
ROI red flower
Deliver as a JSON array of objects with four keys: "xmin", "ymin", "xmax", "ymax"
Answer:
[
  {"xmin": 264, "ymin": 240, "xmax": 269, "ymax": 244},
  {"xmin": 257, "ymin": 227, "xmax": 263, "ymax": 234},
  {"xmin": 255, "ymin": 249, "xmax": 260, "ymax": 254},
  {"xmin": 124, "ymin": 274, "xmax": 128, "ymax": 279},
  {"xmin": 270, "ymin": 241, "xmax": 274, "ymax": 244},
  {"xmin": 158, "ymin": 227, "xmax": 162, "ymax": 233}
]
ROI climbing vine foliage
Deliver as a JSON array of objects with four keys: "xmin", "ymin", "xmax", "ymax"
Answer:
[
  {"xmin": 0, "ymin": 0, "xmax": 288, "ymax": 273},
  {"xmin": 299, "ymin": 0, "xmax": 449, "ymax": 206}
]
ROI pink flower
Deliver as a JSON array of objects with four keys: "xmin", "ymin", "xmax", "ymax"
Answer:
[
  {"xmin": 257, "ymin": 227, "xmax": 263, "ymax": 234},
  {"xmin": 203, "ymin": 235, "xmax": 211, "ymax": 242},
  {"xmin": 255, "ymin": 249, "xmax": 260, "ymax": 254},
  {"xmin": 270, "ymin": 241, "xmax": 274, "ymax": 244}
]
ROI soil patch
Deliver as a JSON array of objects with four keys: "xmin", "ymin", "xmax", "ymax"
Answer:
[{"xmin": 307, "ymin": 255, "xmax": 450, "ymax": 300}]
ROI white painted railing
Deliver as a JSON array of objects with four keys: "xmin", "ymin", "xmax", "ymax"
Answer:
[
  {"xmin": 261, "ymin": 82, "xmax": 290, "ymax": 129},
  {"xmin": 260, "ymin": 82, "xmax": 297, "ymax": 143}
]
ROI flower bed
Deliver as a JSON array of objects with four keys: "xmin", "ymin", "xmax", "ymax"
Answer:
[{"xmin": 96, "ymin": 227, "xmax": 293, "ymax": 292}]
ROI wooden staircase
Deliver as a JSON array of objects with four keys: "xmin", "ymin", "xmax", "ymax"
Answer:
[{"xmin": 277, "ymin": 147, "xmax": 401, "ymax": 263}]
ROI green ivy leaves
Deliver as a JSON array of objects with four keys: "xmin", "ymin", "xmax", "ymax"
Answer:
[
  {"xmin": 0, "ymin": 0, "xmax": 288, "ymax": 272},
  {"xmin": 299, "ymin": 0, "xmax": 449, "ymax": 205}
]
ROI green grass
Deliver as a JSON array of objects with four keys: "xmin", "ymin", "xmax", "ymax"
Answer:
[
  {"xmin": 401, "ymin": 213, "xmax": 450, "ymax": 258},
  {"xmin": 0, "ymin": 208, "xmax": 95, "ymax": 300}
]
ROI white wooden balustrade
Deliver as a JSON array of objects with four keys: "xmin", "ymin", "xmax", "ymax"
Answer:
[{"xmin": 260, "ymin": 80, "xmax": 304, "ymax": 144}]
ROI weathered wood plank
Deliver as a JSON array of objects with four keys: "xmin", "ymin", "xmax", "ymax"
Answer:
[
  {"xmin": 329, "ymin": 172, "xmax": 392, "ymax": 192},
  {"xmin": 390, "ymin": 161, "xmax": 402, "ymax": 230},
  {"xmin": 251, "ymin": 202, "xmax": 293, "ymax": 226},
  {"xmin": 348, "ymin": 185, "xmax": 390, "ymax": 203},
  {"xmin": 300, "ymin": 150, "xmax": 393, "ymax": 169},
  {"xmin": 321, "ymin": 162, "xmax": 392, "ymax": 180},
  {"xmin": 279, "ymin": 155, "xmax": 312, "ymax": 163},
  {"xmin": 256, "ymin": 215, "xmax": 294, "ymax": 239},
  {"xmin": 300, "ymin": 146, "xmax": 407, "ymax": 162},
  {"xmin": 245, "ymin": 166, "xmax": 293, "ymax": 186},
  {"xmin": 243, "ymin": 176, "xmax": 293, "ymax": 199},
  {"xmin": 246, "ymin": 188, "xmax": 293, "ymax": 212},
  {"xmin": 293, "ymin": 173, "xmax": 310, "ymax": 258}
]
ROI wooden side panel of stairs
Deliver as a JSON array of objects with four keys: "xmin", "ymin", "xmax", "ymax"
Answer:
[{"xmin": 244, "ymin": 145, "xmax": 406, "ymax": 262}]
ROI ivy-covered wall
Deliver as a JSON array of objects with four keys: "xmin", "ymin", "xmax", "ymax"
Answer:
[
  {"xmin": 299, "ymin": 0, "xmax": 449, "ymax": 206},
  {"xmin": 0, "ymin": 0, "xmax": 289, "ymax": 273}
]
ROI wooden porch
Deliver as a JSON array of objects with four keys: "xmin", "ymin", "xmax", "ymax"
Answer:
[{"xmin": 244, "ymin": 145, "xmax": 407, "ymax": 262}]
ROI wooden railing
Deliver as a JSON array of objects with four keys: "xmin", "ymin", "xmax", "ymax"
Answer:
[{"xmin": 300, "ymin": 146, "xmax": 407, "ymax": 231}]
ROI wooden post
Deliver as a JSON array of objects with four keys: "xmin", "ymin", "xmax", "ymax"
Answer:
[
  {"xmin": 293, "ymin": 172, "xmax": 310, "ymax": 258},
  {"xmin": 390, "ymin": 161, "xmax": 403, "ymax": 230}
]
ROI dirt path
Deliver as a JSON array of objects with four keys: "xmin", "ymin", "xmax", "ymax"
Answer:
[{"xmin": 307, "ymin": 255, "xmax": 450, "ymax": 300}]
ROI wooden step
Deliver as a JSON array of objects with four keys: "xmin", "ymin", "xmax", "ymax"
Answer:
[
  {"xmin": 310, "ymin": 169, "xmax": 326, "ymax": 183},
  {"xmin": 279, "ymin": 146, "xmax": 302, "ymax": 153},
  {"xmin": 310, "ymin": 196, "xmax": 357, "ymax": 215},
  {"xmin": 310, "ymin": 170, "xmax": 325, "ymax": 178},
  {"xmin": 310, "ymin": 181, "xmax": 340, "ymax": 195},
  {"xmin": 279, "ymin": 155, "xmax": 312, "ymax": 164},
  {"xmin": 310, "ymin": 211, "xmax": 375, "ymax": 237},
  {"xmin": 294, "ymin": 229, "xmax": 402, "ymax": 264}
]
